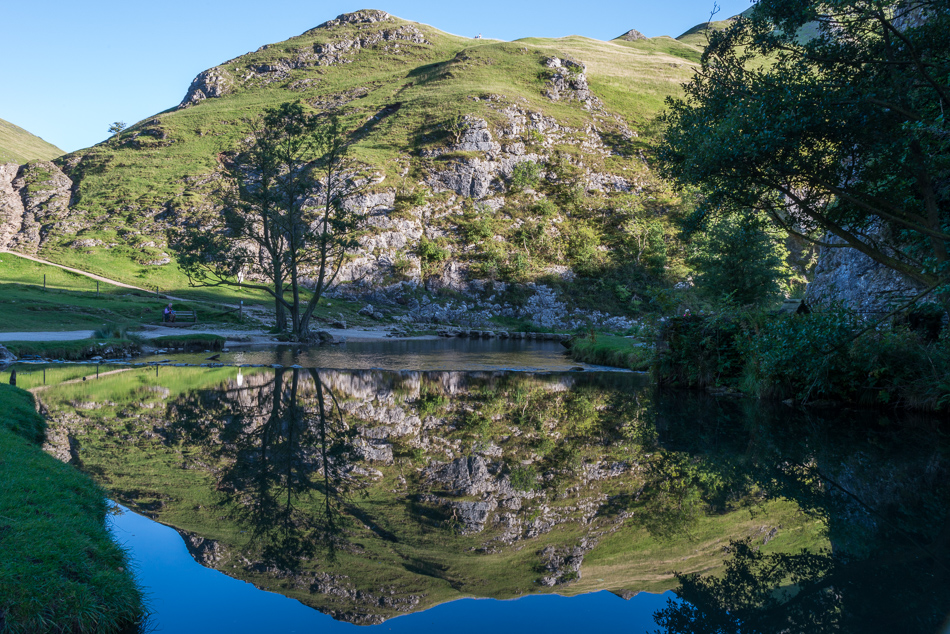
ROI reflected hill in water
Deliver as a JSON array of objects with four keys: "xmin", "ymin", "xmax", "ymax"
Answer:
[{"xmin": 24, "ymin": 365, "xmax": 949, "ymax": 630}]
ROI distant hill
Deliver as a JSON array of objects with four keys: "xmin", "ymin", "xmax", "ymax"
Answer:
[
  {"xmin": 675, "ymin": 8, "xmax": 754, "ymax": 47},
  {"xmin": 0, "ymin": 118, "xmax": 63, "ymax": 164}
]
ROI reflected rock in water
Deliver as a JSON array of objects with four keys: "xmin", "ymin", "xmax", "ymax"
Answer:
[{"xmin": 28, "ymin": 364, "xmax": 949, "ymax": 628}]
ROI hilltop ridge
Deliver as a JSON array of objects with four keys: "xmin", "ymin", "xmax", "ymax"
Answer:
[{"xmin": 0, "ymin": 118, "xmax": 63, "ymax": 164}]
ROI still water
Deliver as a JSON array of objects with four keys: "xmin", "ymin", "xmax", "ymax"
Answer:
[
  {"xmin": 18, "ymin": 342, "xmax": 950, "ymax": 633},
  {"xmin": 137, "ymin": 337, "xmax": 624, "ymax": 372}
]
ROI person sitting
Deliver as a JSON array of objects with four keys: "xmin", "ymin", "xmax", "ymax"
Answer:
[{"xmin": 163, "ymin": 303, "xmax": 176, "ymax": 323}]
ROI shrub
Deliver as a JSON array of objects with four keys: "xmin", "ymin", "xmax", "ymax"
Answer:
[
  {"xmin": 654, "ymin": 314, "xmax": 745, "ymax": 388},
  {"xmin": 394, "ymin": 186, "xmax": 428, "ymax": 212},
  {"xmin": 509, "ymin": 465, "xmax": 540, "ymax": 492},
  {"xmin": 567, "ymin": 225, "xmax": 601, "ymax": 270},
  {"xmin": 509, "ymin": 160, "xmax": 541, "ymax": 192},
  {"xmin": 738, "ymin": 310, "xmax": 860, "ymax": 401},
  {"xmin": 687, "ymin": 213, "xmax": 791, "ymax": 307},
  {"xmin": 416, "ymin": 238, "xmax": 449, "ymax": 276}
]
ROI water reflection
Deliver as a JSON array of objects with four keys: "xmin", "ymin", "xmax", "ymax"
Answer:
[
  {"xmin": 29, "ymin": 365, "xmax": 950, "ymax": 631},
  {"xmin": 136, "ymin": 337, "xmax": 624, "ymax": 372}
]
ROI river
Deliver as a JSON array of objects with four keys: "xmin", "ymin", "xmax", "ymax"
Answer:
[{"xmin": 15, "ymin": 340, "xmax": 950, "ymax": 633}]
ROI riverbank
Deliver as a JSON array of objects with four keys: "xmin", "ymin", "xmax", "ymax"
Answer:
[
  {"xmin": 0, "ymin": 384, "xmax": 146, "ymax": 633},
  {"xmin": 565, "ymin": 335, "xmax": 653, "ymax": 371},
  {"xmin": 654, "ymin": 312, "xmax": 950, "ymax": 413}
]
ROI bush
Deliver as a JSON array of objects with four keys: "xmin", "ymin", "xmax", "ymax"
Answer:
[
  {"xmin": 509, "ymin": 160, "xmax": 541, "ymax": 192},
  {"xmin": 654, "ymin": 314, "xmax": 745, "ymax": 388},
  {"xmin": 394, "ymin": 186, "xmax": 428, "ymax": 212},
  {"xmin": 509, "ymin": 465, "xmax": 540, "ymax": 492},
  {"xmin": 739, "ymin": 310, "xmax": 860, "ymax": 401},
  {"xmin": 656, "ymin": 308, "xmax": 950, "ymax": 411},
  {"xmin": 742, "ymin": 311, "xmax": 950, "ymax": 408},
  {"xmin": 567, "ymin": 225, "xmax": 602, "ymax": 271},
  {"xmin": 417, "ymin": 238, "xmax": 449, "ymax": 276}
]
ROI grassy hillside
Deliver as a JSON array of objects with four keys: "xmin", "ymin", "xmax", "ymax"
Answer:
[
  {"xmin": 0, "ymin": 117, "xmax": 63, "ymax": 163},
  {"xmin": 43, "ymin": 14, "xmax": 688, "ymax": 287},
  {"xmin": 0, "ymin": 10, "xmax": 713, "ymax": 329}
]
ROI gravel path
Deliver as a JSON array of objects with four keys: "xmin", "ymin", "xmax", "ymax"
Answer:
[{"xmin": 0, "ymin": 331, "xmax": 96, "ymax": 342}]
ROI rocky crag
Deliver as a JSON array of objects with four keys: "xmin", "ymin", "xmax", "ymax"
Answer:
[{"xmin": 0, "ymin": 10, "xmax": 705, "ymax": 331}]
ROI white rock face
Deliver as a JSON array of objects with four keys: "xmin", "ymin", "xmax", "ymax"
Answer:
[
  {"xmin": 806, "ymin": 230, "xmax": 922, "ymax": 313},
  {"xmin": 0, "ymin": 161, "xmax": 73, "ymax": 253},
  {"xmin": 179, "ymin": 67, "xmax": 234, "ymax": 108},
  {"xmin": 0, "ymin": 162, "xmax": 26, "ymax": 250}
]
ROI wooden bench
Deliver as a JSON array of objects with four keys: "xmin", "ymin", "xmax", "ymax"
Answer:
[{"xmin": 161, "ymin": 310, "xmax": 197, "ymax": 325}]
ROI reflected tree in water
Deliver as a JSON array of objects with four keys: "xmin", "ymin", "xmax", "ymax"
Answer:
[
  {"xmin": 168, "ymin": 368, "xmax": 365, "ymax": 566},
  {"xmin": 651, "ymin": 398, "xmax": 950, "ymax": 634}
]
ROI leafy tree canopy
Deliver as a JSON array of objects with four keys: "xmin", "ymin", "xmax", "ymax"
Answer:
[{"xmin": 659, "ymin": 0, "xmax": 950, "ymax": 295}]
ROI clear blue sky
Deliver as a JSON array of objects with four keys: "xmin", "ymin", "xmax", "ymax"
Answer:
[{"xmin": 1, "ymin": 0, "xmax": 752, "ymax": 154}]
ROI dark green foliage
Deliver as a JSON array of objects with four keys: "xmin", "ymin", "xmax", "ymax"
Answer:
[
  {"xmin": 654, "ymin": 315, "xmax": 745, "ymax": 389},
  {"xmin": 659, "ymin": 0, "xmax": 950, "ymax": 292},
  {"xmin": 741, "ymin": 311, "xmax": 950, "ymax": 408},
  {"xmin": 687, "ymin": 213, "xmax": 790, "ymax": 306},
  {"xmin": 508, "ymin": 465, "xmax": 539, "ymax": 492},
  {"xmin": 655, "ymin": 309, "xmax": 950, "ymax": 410}
]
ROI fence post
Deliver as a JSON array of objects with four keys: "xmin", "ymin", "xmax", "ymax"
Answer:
[
  {"xmin": 240, "ymin": 300, "xmax": 243, "ymax": 320},
  {"xmin": 97, "ymin": 281, "xmax": 99, "ymax": 298},
  {"xmin": 43, "ymin": 274, "xmax": 46, "ymax": 289}
]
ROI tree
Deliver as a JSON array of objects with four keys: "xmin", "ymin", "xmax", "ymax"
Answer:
[
  {"xmin": 659, "ymin": 0, "xmax": 950, "ymax": 299},
  {"xmin": 108, "ymin": 121, "xmax": 126, "ymax": 137},
  {"xmin": 173, "ymin": 102, "xmax": 364, "ymax": 340},
  {"xmin": 688, "ymin": 212, "xmax": 792, "ymax": 306}
]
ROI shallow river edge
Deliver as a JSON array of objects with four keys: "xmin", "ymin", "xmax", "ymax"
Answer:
[{"xmin": 0, "ymin": 383, "xmax": 145, "ymax": 633}]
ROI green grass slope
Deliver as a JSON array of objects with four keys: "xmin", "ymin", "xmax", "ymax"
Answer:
[
  {"xmin": 0, "ymin": 383, "xmax": 146, "ymax": 633},
  {"xmin": 19, "ymin": 10, "xmax": 697, "ymax": 302},
  {"xmin": 0, "ymin": 117, "xmax": 64, "ymax": 164}
]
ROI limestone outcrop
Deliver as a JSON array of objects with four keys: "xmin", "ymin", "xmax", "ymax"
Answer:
[
  {"xmin": 0, "ymin": 163, "xmax": 26, "ymax": 249},
  {"xmin": 616, "ymin": 29, "xmax": 647, "ymax": 41},
  {"xmin": 179, "ymin": 67, "xmax": 234, "ymax": 108},
  {"xmin": 0, "ymin": 160, "xmax": 74, "ymax": 253},
  {"xmin": 806, "ymin": 231, "xmax": 923, "ymax": 313}
]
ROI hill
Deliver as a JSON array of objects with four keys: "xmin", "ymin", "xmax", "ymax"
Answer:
[
  {"xmin": 0, "ymin": 9, "xmax": 701, "ymax": 331},
  {"xmin": 0, "ymin": 118, "xmax": 63, "ymax": 163}
]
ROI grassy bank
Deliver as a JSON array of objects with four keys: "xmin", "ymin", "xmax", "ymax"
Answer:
[
  {"xmin": 150, "ymin": 333, "xmax": 226, "ymax": 351},
  {"xmin": 0, "ymin": 384, "xmax": 146, "ymax": 633},
  {"xmin": 1, "ymin": 338, "xmax": 139, "ymax": 361},
  {"xmin": 567, "ymin": 334, "xmax": 653, "ymax": 371}
]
